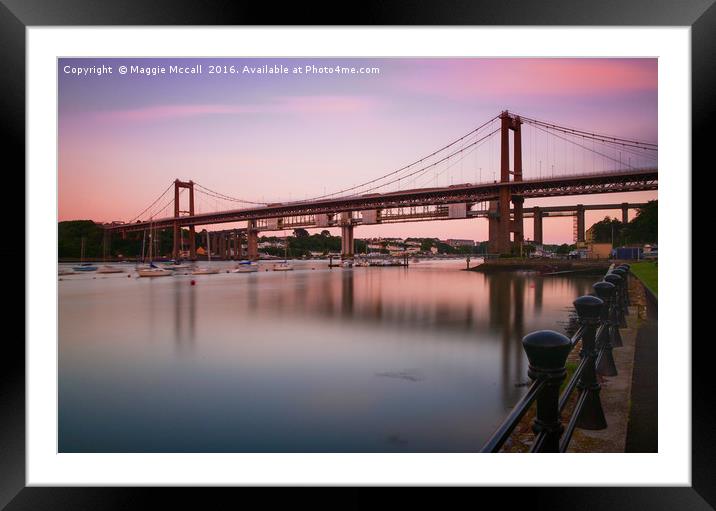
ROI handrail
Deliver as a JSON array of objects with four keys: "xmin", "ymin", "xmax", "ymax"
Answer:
[
  {"xmin": 480, "ymin": 379, "xmax": 546, "ymax": 453},
  {"xmin": 480, "ymin": 264, "xmax": 631, "ymax": 452}
]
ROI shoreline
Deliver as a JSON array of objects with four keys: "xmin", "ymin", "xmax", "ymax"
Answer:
[{"xmin": 466, "ymin": 258, "xmax": 612, "ymax": 274}]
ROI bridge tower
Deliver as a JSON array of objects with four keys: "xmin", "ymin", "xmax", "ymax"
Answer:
[
  {"xmin": 488, "ymin": 111, "xmax": 524, "ymax": 254},
  {"xmin": 173, "ymin": 179, "xmax": 197, "ymax": 260},
  {"xmin": 340, "ymin": 211, "xmax": 355, "ymax": 259}
]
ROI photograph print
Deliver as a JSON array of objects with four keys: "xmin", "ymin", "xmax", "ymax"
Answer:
[{"xmin": 57, "ymin": 57, "xmax": 658, "ymax": 453}]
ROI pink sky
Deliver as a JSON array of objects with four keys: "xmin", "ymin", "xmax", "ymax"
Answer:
[{"xmin": 58, "ymin": 58, "xmax": 657, "ymax": 243}]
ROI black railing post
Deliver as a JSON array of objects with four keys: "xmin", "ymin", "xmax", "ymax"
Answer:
[
  {"xmin": 618, "ymin": 263, "xmax": 631, "ymax": 306},
  {"xmin": 522, "ymin": 330, "xmax": 572, "ymax": 452},
  {"xmin": 612, "ymin": 267, "xmax": 629, "ymax": 315},
  {"xmin": 573, "ymin": 295, "xmax": 608, "ymax": 430},
  {"xmin": 605, "ymin": 272, "xmax": 627, "ymax": 328},
  {"xmin": 593, "ymin": 280, "xmax": 619, "ymax": 376}
]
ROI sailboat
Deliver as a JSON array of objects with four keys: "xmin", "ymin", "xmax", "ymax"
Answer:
[
  {"xmin": 73, "ymin": 238, "xmax": 98, "ymax": 271},
  {"xmin": 192, "ymin": 230, "xmax": 219, "ymax": 275},
  {"xmin": 232, "ymin": 260, "xmax": 259, "ymax": 273},
  {"xmin": 137, "ymin": 219, "xmax": 172, "ymax": 277},
  {"xmin": 272, "ymin": 234, "xmax": 294, "ymax": 271}
]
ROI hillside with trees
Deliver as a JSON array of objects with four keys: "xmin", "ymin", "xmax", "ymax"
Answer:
[{"xmin": 588, "ymin": 200, "xmax": 657, "ymax": 245}]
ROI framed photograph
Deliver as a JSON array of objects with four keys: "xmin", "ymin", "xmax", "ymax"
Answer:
[{"xmin": 5, "ymin": 0, "xmax": 705, "ymax": 508}]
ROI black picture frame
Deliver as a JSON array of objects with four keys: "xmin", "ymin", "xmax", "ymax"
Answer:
[{"xmin": 3, "ymin": 0, "xmax": 705, "ymax": 508}]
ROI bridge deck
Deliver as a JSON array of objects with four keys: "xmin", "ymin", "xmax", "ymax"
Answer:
[{"xmin": 107, "ymin": 169, "xmax": 657, "ymax": 232}]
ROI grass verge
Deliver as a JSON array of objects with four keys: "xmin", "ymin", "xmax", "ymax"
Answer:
[{"xmin": 630, "ymin": 261, "xmax": 658, "ymax": 297}]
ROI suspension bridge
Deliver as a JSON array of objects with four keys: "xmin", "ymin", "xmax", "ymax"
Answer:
[{"xmin": 103, "ymin": 110, "xmax": 658, "ymax": 259}]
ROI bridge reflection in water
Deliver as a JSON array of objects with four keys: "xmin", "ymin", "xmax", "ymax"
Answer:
[{"xmin": 58, "ymin": 260, "xmax": 597, "ymax": 453}]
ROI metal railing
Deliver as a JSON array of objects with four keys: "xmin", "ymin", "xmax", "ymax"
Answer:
[{"xmin": 481, "ymin": 263, "xmax": 631, "ymax": 453}]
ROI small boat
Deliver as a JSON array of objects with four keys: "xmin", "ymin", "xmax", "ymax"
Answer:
[
  {"xmin": 137, "ymin": 260, "xmax": 173, "ymax": 277},
  {"xmin": 137, "ymin": 268, "xmax": 173, "ymax": 277},
  {"xmin": 58, "ymin": 268, "xmax": 75, "ymax": 275},
  {"xmin": 341, "ymin": 260, "xmax": 354, "ymax": 268},
  {"xmin": 192, "ymin": 267, "xmax": 220, "ymax": 275},
  {"xmin": 96, "ymin": 265, "xmax": 124, "ymax": 274},
  {"xmin": 73, "ymin": 239, "xmax": 97, "ymax": 271},
  {"xmin": 272, "ymin": 234, "xmax": 294, "ymax": 271},
  {"xmin": 163, "ymin": 263, "xmax": 192, "ymax": 271},
  {"xmin": 232, "ymin": 261, "xmax": 258, "ymax": 273},
  {"xmin": 73, "ymin": 263, "xmax": 98, "ymax": 272}
]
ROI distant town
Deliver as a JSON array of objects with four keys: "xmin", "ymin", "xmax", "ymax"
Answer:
[{"xmin": 58, "ymin": 201, "xmax": 656, "ymax": 262}]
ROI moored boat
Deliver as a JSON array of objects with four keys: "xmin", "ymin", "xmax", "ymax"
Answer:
[
  {"xmin": 73, "ymin": 263, "xmax": 98, "ymax": 271},
  {"xmin": 97, "ymin": 266, "xmax": 124, "ymax": 274},
  {"xmin": 137, "ymin": 267, "xmax": 173, "ymax": 277},
  {"xmin": 232, "ymin": 261, "xmax": 259, "ymax": 273},
  {"xmin": 192, "ymin": 267, "xmax": 220, "ymax": 275}
]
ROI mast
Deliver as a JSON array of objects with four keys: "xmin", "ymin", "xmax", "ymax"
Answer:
[
  {"xmin": 207, "ymin": 231, "xmax": 211, "ymax": 262},
  {"xmin": 148, "ymin": 218, "xmax": 153, "ymax": 262},
  {"xmin": 80, "ymin": 237, "xmax": 85, "ymax": 263}
]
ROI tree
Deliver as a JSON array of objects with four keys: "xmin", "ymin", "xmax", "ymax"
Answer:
[
  {"xmin": 556, "ymin": 243, "xmax": 572, "ymax": 254},
  {"xmin": 625, "ymin": 200, "xmax": 657, "ymax": 244},
  {"xmin": 293, "ymin": 228, "xmax": 309, "ymax": 238},
  {"xmin": 589, "ymin": 216, "xmax": 624, "ymax": 244},
  {"xmin": 320, "ymin": 230, "xmax": 330, "ymax": 237}
]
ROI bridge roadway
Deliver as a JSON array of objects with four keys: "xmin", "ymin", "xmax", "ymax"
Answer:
[{"xmin": 106, "ymin": 168, "xmax": 657, "ymax": 234}]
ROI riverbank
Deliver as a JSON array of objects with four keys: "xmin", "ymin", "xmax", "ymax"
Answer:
[
  {"xmin": 629, "ymin": 261, "xmax": 658, "ymax": 297},
  {"xmin": 467, "ymin": 257, "xmax": 611, "ymax": 274}
]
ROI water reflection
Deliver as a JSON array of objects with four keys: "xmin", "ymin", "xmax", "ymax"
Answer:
[
  {"xmin": 173, "ymin": 278, "xmax": 196, "ymax": 352},
  {"xmin": 58, "ymin": 261, "xmax": 601, "ymax": 453}
]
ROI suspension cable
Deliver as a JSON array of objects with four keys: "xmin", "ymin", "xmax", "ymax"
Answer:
[
  {"xmin": 519, "ymin": 115, "xmax": 657, "ymax": 150},
  {"xmin": 127, "ymin": 182, "xmax": 174, "ymax": 223},
  {"xmin": 306, "ymin": 114, "xmax": 501, "ymax": 201}
]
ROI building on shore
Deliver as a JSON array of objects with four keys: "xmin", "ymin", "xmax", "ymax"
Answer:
[{"xmin": 445, "ymin": 239, "xmax": 475, "ymax": 248}]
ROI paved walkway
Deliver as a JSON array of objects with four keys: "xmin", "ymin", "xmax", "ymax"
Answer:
[
  {"xmin": 568, "ymin": 276, "xmax": 657, "ymax": 453},
  {"xmin": 625, "ymin": 282, "xmax": 658, "ymax": 452}
]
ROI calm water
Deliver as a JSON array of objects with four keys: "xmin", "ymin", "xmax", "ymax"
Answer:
[{"xmin": 58, "ymin": 259, "xmax": 597, "ymax": 452}]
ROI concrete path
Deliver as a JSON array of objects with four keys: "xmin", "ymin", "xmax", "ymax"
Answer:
[{"xmin": 625, "ymin": 280, "xmax": 658, "ymax": 452}]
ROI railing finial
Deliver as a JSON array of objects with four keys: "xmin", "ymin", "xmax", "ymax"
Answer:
[{"xmin": 522, "ymin": 330, "xmax": 571, "ymax": 452}]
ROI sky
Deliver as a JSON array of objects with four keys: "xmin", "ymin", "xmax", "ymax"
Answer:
[{"xmin": 58, "ymin": 58, "xmax": 658, "ymax": 244}]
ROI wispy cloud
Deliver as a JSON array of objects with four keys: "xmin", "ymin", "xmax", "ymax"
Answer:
[
  {"xmin": 392, "ymin": 59, "xmax": 657, "ymax": 100},
  {"xmin": 93, "ymin": 95, "xmax": 380, "ymax": 122}
]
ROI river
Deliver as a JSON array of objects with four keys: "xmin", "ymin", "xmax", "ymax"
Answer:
[{"xmin": 58, "ymin": 259, "xmax": 598, "ymax": 452}]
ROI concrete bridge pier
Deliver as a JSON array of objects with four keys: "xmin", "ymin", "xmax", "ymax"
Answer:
[
  {"xmin": 577, "ymin": 205, "xmax": 586, "ymax": 243},
  {"xmin": 188, "ymin": 226, "xmax": 196, "ymax": 260},
  {"xmin": 512, "ymin": 195, "xmax": 524, "ymax": 245},
  {"xmin": 533, "ymin": 207, "xmax": 543, "ymax": 245},
  {"xmin": 340, "ymin": 211, "xmax": 354, "ymax": 259},
  {"xmin": 247, "ymin": 220, "xmax": 259, "ymax": 261},
  {"xmin": 234, "ymin": 231, "xmax": 244, "ymax": 260},
  {"xmin": 487, "ymin": 201, "xmax": 500, "ymax": 254},
  {"xmin": 621, "ymin": 203, "xmax": 629, "ymax": 224}
]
